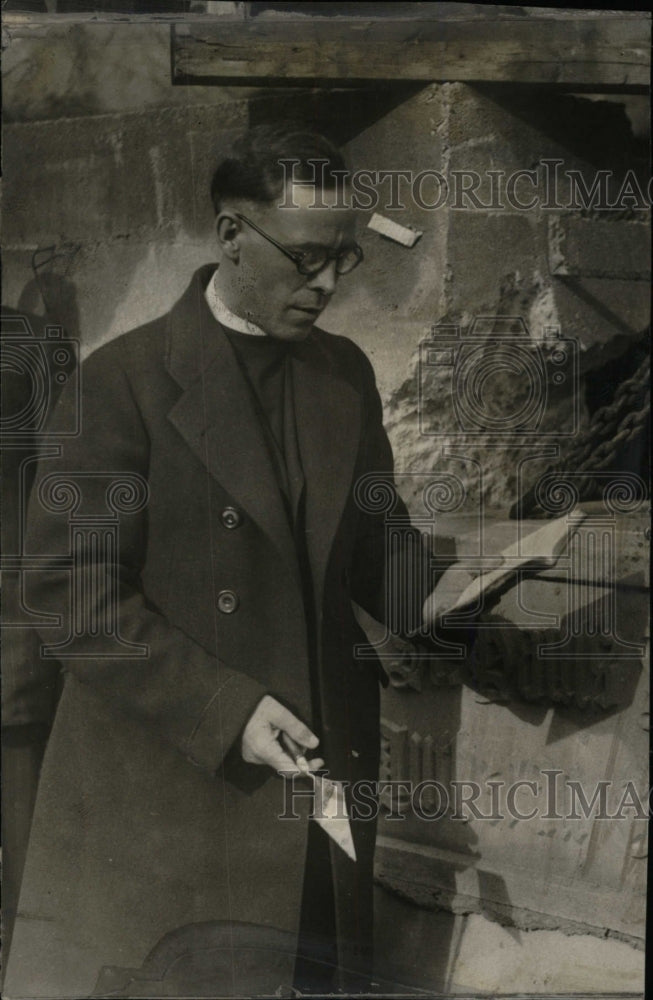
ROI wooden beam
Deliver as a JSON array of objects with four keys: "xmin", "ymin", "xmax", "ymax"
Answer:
[{"xmin": 172, "ymin": 14, "xmax": 650, "ymax": 90}]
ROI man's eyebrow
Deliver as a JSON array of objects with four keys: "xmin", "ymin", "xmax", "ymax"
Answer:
[
  {"xmin": 291, "ymin": 239, "xmax": 357, "ymax": 251},
  {"xmin": 290, "ymin": 240, "xmax": 331, "ymax": 249}
]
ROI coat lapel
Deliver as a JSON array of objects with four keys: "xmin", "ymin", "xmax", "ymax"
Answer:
[
  {"xmin": 164, "ymin": 267, "xmax": 364, "ymax": 608},
  {"xmin": 165, "ymin": 268, "xmax": 299, "ymax": 582},
  {"xmin": 291, "ymin": 338, "xmax": 362, "ymax": 611}
]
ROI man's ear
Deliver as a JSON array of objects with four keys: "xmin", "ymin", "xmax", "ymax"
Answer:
[{"xmin": 216, "ymin": 212, "xmax": 241, "ymax": 262}]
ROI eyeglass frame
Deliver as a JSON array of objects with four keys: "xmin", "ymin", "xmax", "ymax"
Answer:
[{"xmin": 234, "ymin": 211, "xmax": 363, "ymax": 276}]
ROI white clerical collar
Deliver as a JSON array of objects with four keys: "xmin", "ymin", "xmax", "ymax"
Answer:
[{"xmin": 205, "ymin": 268, "xmax": 268, "ymax": 337}]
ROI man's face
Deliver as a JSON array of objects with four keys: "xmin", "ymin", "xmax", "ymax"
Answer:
[{"xmin": 227, "ymin": 183, "xmax": 358, "ymax": 341}]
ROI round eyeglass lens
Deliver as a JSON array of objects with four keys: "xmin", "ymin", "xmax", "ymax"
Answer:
[
  {"xmin": 336, "ymin": 247, "xmax": 363, "ymax": 274},
  {"xmin": 298, "ymin": 245, "xmax": 363, "ymax": 276},
  {"xmin": 298, "ymin": 248, "xmax": 330, "ymax": 275}
]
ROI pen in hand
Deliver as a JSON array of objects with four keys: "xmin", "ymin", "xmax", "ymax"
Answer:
[
  {"xmin": 280, "ymin": 732, "xmax": 336, "ymax": 809},
  {"xmin": 280, "ymin": 731, "xmax": 312, "ymax": 775}
]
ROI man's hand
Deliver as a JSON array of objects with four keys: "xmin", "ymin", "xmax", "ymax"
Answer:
[{"xmin": 241, "ymin": 695, "xmax": 324, "ymax": 778}]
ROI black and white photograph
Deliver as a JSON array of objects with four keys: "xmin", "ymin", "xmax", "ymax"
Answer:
[{"xmin": 1, "ymin": 2, "xmax": 650, "ymax": 997}]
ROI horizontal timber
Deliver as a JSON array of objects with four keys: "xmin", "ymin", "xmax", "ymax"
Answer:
[{"xmin": 172, "ymin": 16, "xmax": 650, "ymax": 89}]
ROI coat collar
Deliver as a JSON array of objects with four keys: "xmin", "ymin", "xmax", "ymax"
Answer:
[
  {"xmin": 164, "ymin": 264, "xmax": 225, "ymax": 390},
  {"xmin": 164, "ymin": 266, "xmax": 362, "ymax": 600}
]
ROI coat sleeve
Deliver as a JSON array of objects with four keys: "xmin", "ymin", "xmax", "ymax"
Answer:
[
  {"xmin": 347, "ymin": 345, "xmax": 430, "ymax": 639},
  {"xmin": 23, "ymin": 344, "xmax": 267, "ymax": 778},
  {"xmin": 347, "ymin": 345, "xmax": 470, "ymax": 664}
]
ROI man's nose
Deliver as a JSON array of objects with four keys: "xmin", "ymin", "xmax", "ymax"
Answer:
[{"xmin": 306, "ymin": 259, "xmax": 338, "ymax": 296}]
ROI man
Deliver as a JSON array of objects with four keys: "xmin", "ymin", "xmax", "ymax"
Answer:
[{"xmin": 4, "ymin": 124, "xmax": 459, "ymax": 998}]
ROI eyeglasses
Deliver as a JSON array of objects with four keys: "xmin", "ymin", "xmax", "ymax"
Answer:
[{"xmin": 235, "ymin": 212, "xmax": 363, "ymax": 277}]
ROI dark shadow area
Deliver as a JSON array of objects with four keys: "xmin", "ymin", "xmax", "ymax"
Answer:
[
  {"xmin": 584, "ymin": 331, "xmax": 649, "ymax": 416},
  {"xmin": 250, "ymin": 2, "xmax": 451, "ymax": 16},
  {"xmin": 471, "ymin": 83, "xmax": 649, "ymax": 168},
  {"xmin": 372, "ymin": 885, "xmax": 459, "ymax": 994},
  {"xmin": 91, "ymin": 918, "xmax": 403, "ymax": 996},
  {"xmin": 465, "ymin": 598, "xmax": 643, "ymax": 726},
  {"xmin": 19, "ymin": 246, "xmax": 82, "ymax": 343},
  {"xmin": 457, "ymin": 542, "xmax": 648, "ymax": 725},
  {"xmin": 556, "ymin": 277, "xmax": 642, "ymax": 339},
  {"xmin": 249, "ymin": 82, "xmax": 428, "ymax": 148},
  {"xmin": 544, "ymin": 573, "xmax": 648, "ymax": 745},
  {"xmin": 477, "ymin": 870, "xmax": 521, "ymax": 944},
  {"xmin": 1, "ymin": 305, "xmax": 77, "ymax": 965}
]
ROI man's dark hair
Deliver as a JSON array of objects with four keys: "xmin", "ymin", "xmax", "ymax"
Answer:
[{"xmin": 210, "ymin": 122, "xmax": 348, "ymax": 214}]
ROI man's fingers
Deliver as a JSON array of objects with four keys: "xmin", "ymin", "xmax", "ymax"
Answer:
[
  {"xmin": 266, "ymin": 746, "xmax": 325, "ymax": 778},
  {"xmin": 268, "ymin": 699, "xmax": 319, "ymax": 750},
  {"xmin": 240, "ymin": 695, "xmax": 320, "ymax": 774},
  {"xmin": 249, "ymin": 730, "xmax": 302, "ymax": 775},
  {"xmin": 279, "ymin": 733, "xmax": 324, "ymax": 775}
]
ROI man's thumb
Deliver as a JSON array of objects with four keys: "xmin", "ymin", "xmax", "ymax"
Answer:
[{"xmin": 274, "ymin": 703, "xmax": 318, "ymax": 750}]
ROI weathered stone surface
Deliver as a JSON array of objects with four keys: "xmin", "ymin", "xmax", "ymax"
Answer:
[
  {"xmin": 373, "ymin": 894, "xmax": 645, "ymax": 993},
  {"xmin": 551, "ymin": 216, "xmax": 651, "ymax": 281},
  {"xmin": 375, "ymin": 512, "xmax": 649, "ymax": 946},
  {"xmin": 3, "ymin": 103, "xmax": 245, "ymax": 246},
  {"xmin": 3, "ymin": 90, "xmax": 246, "ymax": 354},
  {"xmin": 325, "ymin": 84, "xmax": 448, "ymax": 397},
  {"xmin": 2, "ymin": 22, "xmax": 247, "ymax": 123},
  {"xmin": 338, "ymin": 82, "xmax": 651, "ymax": 513}
]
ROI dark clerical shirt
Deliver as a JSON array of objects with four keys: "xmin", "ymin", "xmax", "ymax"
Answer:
[
  {"xmin": 221, "ymin": 324, "xmax": 337, "ymax": 990},
  {"xmin": 222, "ymin": 326, "xmax": 305, "ymax": 528}
]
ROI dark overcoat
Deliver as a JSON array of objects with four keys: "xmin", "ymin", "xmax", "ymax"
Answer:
[{"xmin": 5, "ymin": 265, "xmax": 424, "ymax": 998}]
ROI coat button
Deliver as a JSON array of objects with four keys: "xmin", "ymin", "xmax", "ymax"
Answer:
[
  {"xmin": 220, "ymin": 506, "xmax": 243, "ymax": 529},
  {"xmin": 216, "ymin": 589, "xmax": 239, "ymax": 614}
]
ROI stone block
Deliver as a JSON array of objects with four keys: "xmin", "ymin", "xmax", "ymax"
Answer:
[
  {"xmin": 446, "ymin": 211, "xmax": 548, "ymax": 319},
  {"xmin": 2, "ymin": 22, "xmax": 251, "ymax": 123},
  {"xmin": 550, "ymin": 216, "xmax": 650, "ymax": 281},
  {"xmin": 323, "ymin": 84, "xmax": 448, "ymax": 392},
  {"xmin": 4, "ymin": 116, "xmax": 156, "ymax": 244},
  {"xmin": 3, "ymin": 104, "xmax": 245, "ymax": 248},
  {"xmin": 447, "ymin": 85, "xmax": 649, "ymax": 214},
  {"xmin": 452, "ymin": 913, "xmax": 644, "ymax": 994},
  {"xmin": 374, "ymin": 511, "xmax": 648, "ymax": 947},
  {"xmin": 553, "ymin": 274, "xmax": 650, "ymax": 362}
]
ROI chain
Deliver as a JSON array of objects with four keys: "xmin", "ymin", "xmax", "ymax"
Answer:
[{"xmin": 511, "ymin": 355, "xmax": 650, "ymax": 518}]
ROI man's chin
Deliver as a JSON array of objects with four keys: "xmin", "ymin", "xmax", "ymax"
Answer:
[{"xmin": 273, "ymin": 312, "xmax": 320, "ymax": 341}]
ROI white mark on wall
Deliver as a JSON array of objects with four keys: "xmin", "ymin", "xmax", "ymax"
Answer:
[
  {"xmin": 148, "ymin": 145, "xmax": 165, "ymax": 229},
  {"xmin": 528, "ymin": 271, "xmax": 560, "ymax": 342}
]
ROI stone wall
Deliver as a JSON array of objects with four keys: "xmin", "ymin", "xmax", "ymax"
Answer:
[
  {"xmin": 4, "ymin": 31, "xmax": 649, "ymax": 513},
  {"xmin": 332, "ymin": 83, "xmax": 650, "ymax": 513},
  {"xmin": 371, "ymin": 506, "xmax": 649, "ymax": 992},
  {"xmin": 2, "ymin": 20, "xmax": 249, "ymax": 358}
]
